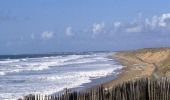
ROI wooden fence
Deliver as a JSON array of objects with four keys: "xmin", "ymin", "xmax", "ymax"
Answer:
[{"xmin": 19, "ymin": 77, "xmax": 170, "ymax": 100}]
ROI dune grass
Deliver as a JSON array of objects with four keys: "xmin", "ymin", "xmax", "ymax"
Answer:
[{"xmin": 117, "ymin": 47, "xmax": 170, "ymax": 78}]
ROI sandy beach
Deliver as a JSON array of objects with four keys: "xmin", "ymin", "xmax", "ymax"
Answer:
[
  {"xmin": 102, "ymin": 48, "xmax": 170, "ymax": 89},
  {"xmin": 64, "ymin": 48, "xmax": 170, "ymax": 95},
  {"xmin": 19, "ymin": 48, "xmax": 170, "ymax": 100},
  {"xmin": 82, "ymin": 50, "xmax": 155, "ymax": 91}
]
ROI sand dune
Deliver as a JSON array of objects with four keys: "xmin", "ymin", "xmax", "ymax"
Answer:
[{"xmin": 104, "ymin": 48, "xmax": 170, "ymax": 88}]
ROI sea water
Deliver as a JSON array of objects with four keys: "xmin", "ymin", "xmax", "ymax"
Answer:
[{"xmin": 0, "ymin": 52, "xmax": 124, "ymax": 100}]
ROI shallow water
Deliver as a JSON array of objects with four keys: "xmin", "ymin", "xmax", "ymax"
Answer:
[{"xmin": 0, "ymin": 52, "xmax": 124, "ymax": 100}]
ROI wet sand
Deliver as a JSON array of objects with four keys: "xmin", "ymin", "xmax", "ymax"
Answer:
[
  {"xmin": 20, "ymin": 48, "xmax": 170, "ymax": 99},
  {"xmin": 60, "ymin": 48, "xmax": 170, "ymax": 92},
  {"xmin": 71, "ymin": 52, "xmax": 155, "ymax": 92},
  {"xmin": 72, "ymin": 52, "xmax": 155, "ymax": 92}
]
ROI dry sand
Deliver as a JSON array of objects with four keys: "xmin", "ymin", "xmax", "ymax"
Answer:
[
  {"xmin": 103, "ymin": 52, "xmax": 155, "ymax": 88},
  {"xmin": 103, "ymin": 48, "xmax": 170, "ymax": 88}
]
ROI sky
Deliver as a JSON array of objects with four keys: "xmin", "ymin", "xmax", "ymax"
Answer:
[{"xmin": 0, "ymin": 0, "xmax": 170, "ymax": 54}]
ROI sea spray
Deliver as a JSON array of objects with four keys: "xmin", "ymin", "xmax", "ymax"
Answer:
[{"xmin": 0, "ymin": 52, "xmax": 123, "ymax": 100}]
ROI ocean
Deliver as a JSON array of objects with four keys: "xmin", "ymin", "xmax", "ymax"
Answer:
[{"xmin": 0, "ymin": 52, "xmax": 124, "ymax": 100}]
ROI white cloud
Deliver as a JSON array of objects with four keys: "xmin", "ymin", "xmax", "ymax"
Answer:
[
  {"xmin": 126, "ymin": 26, "xmax": 142, "ymax": 33},
  {"xmin": 41, "ymin": 31, "xmax": 54, "ymax": 40},
  {"xmin": 90, "ymin": 12, "xmax": 170, "ymax": 35},
  {"xmin": 113, "ymin": 12, "xmax": 170, "ymax": 33},
  {"xmin": 114, "ymin": 21, "xmax": 121, "ymax": 28},
  {"xmin": 144, "ymin": 13, "xmax": 170, "ymax": 29},
  {"xmin": 113, "ymin": 21, "xmax": 121, "ymax": 32},
  {"xmin": 92, "ymin": 22, "xmax": 105, "ymax": 34},
  {"xmin": 159, "ymin": 13, "xmax": 170, "ymax": 27},
  {"xmin": 63, "ymin": 13, "xmax": 170, "ymax": 38},
  {"xmin": 65, "ymin": 26, "xmax": 73, "ymax": 36},
  {"xmin": 145, "ymin": 16, "xmax": 159, "ymax": 29}
]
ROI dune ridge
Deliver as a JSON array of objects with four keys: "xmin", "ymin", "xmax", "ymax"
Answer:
[{"xmin": 104, "ymin": 48, "xmax": 170, "ymax": 88}]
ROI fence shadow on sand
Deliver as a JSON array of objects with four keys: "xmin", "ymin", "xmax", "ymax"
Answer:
[{"xmin": 20, "ymin": 77, "xmax": 170, "ymax": 100}]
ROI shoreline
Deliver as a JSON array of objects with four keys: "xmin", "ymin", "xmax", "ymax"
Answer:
[
  {"xmin": 32, "ymin": 51, "xmax": 154, "ymax": 95},
  {"xmin": 82, "ymin": 48, "xmax": 170, "ymax": 90},
  {"xmin": 19, "ymin": 50, "xmax": 156, "ymax": 99},
  {"xmin": 103, "ymin": 52, "xmax": 155, "ymax": 88},
  {"xmin": 53, "ymin": 54, "xmax": 124, "ymax": 94},
  {"xmin": 20, "ymin": 48, "xmax": 170, "ymax": 100},
  {"xmin": 58, "ymin": 51, "xmax": 151, "ymax": 93}
]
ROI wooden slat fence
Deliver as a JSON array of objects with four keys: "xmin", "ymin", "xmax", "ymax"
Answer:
[{"xmin": 19, "ymin": 77, "xmax": 170, "ymax": 100}]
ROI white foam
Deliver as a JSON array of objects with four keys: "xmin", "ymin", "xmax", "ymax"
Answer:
[
  {"xmin": 0, "ymin": 52, "xmax": 124, "ymax": 100},
  {"xmin": 36, "ymin": 67, "xmax": 120, "ymax": 94},
  {"xmin": 0, "ymin": 72, "xmax": 5, "ymax": 75},
  {"xmin": 0, "ymin": 54, "xmax": 98, "ymax": 76},
  {"xmin": 0, "ymin": 59, "xmax": 20, "ymax": 64}
]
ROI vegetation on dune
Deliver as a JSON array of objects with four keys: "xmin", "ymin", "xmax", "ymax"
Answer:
[
  {"xmin": 158, "ymin": 53, "xmax": 170, "ymax": 77},
  {"xmin": 117, "ymin": 47, "xmax": 170, "ymax": 79}
]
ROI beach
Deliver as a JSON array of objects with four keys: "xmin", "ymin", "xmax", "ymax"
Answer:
[
  {"xmin": 103, "ymin": 48, "xmax": 170, "ymax": 89},
  {"xmin": 71, "ymin": 49, "xmax": 156, "ymax": 92},
  {"xmin": 2, "ymin": 48, "xmax": 170, "ymax": 99},
  {"xmin": 103, "ymin": 51, "xmax": 155, "ymax": 88},
  {"xmin": 20, "ymin": 48, "xmax": 170, "ymax": 100}
]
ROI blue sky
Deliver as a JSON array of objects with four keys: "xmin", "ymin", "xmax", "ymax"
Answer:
[{"xmin": 0, "ymin": 0, "xmax": 170, "ymax": 54}]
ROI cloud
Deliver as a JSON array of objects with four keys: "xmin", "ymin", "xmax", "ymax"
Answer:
[
  {"xmin": 65, "ymin": 26, "xmax": 74, "ymax": 36},
  {"xmin": 144, "ymin": 13, "xmax": 170, "ymax": 30},
  {"xmin": 145, "ymin": 16, "xmax": 159, "ymax": 29},
  {"xmin": 41, "ymin": 31, "xmax": 54, "ymax": 40},
  {"xmin": 108, "ymin": 12, "xmax": 170, "ymax": 34},
  {"xmin": 158, "ymin": 13, "xmax": 170, "ymax": 27},
  {"xmin": 126, "ymin": 26, "xmax": 142, "ymax": 33},
  {"xmin": 114, "ymin": 21, "xmax": 121, "ymax": 28},
  {"xmin": 92, "ymin": 22, "xmax": 105, "ymax": 34},
  {"xmin": 113, "ymin": 21, "xmax": 121, "ymax": 32}
]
